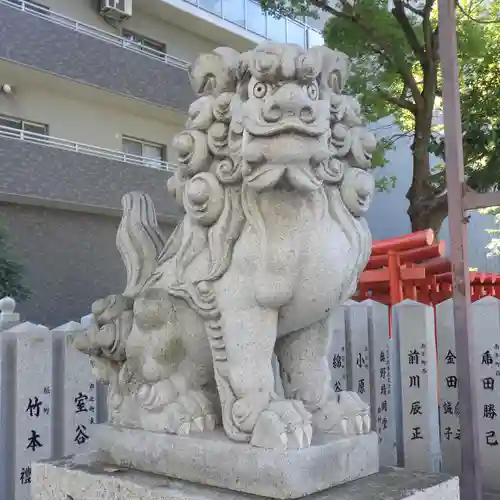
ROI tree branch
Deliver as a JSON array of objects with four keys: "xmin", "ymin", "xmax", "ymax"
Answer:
[
  {"xmin": 417, "ymin": 0, "xmax": 438, "ymax": 120},
  {"xmin": 378, "ymin": 89, "xmax": 417, "ymax": 112},
  {"xmin": 401, "ymin": 1, "xmax": 425, "ymax": 16},
  {"xmin": 421, "ymin": 0, "xmax": 436, "ymax": 66},
  {"xmin": 391, "ymin": 0, "xmax": 426, "ymax": 66},
  {"xmin": 310, "ymin": 0, "xmax": 422, "ymax": 105},
  {"xmin": 307, "ymin": 0, "xmax": 354, "ymax": 20},
  {"xmin": 431, "ymin": 26, "xmax": 440, "ymax": 61},
  {"xmin": 385, "ymin": 132, "xmax": 414, "ymax": 147},
  {"xmin": 423, "ymin": 0, "xmax": 435, "ymax": 20}
]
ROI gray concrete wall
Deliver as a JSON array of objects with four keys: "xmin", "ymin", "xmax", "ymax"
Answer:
[
  {"xmin": 0, "ymin": 3, "xmax": 194, "ymax": 113},
  {"xmin": 0, "ymin": 137, "xmax": 183, "ymax": 220},
  {"xmin": 39, "ymin": 0, "xmax": 219, "ymax": 63},
  {"xmin": 1, "ymin": 203, "xmax": 175, "ymax": 327}
]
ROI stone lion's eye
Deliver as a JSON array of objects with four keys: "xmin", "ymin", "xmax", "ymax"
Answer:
[
  {"xmin": 305, "ymin": 82, "xmax": 319, "ymax": 100},
  {"xmin": 253, "ymin": 82, "xmax": 268, "ymax": 98}
]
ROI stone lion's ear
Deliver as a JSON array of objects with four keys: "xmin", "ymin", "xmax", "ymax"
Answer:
[
  {"xmin": 235, "ymin": 51, "xmax": 252, "ymax": 100},
  {"xmin": 237, "ymin": 51, "xmax": 251, "ymax": 80},
  {"xmin": 308, "ymin": 46, "xmax": 350, "ymax": 94},
  {"xmin": 189, "ymin": 47, "xmax": 241, "ymax": 96}
]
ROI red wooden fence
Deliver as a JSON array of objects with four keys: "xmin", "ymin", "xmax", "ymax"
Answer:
[{"xmin": 353, "ymin": 229, "xmax": 500, "ymax": 306}]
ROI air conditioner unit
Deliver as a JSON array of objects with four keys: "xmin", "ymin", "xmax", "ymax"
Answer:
[{"xmin": 99, "ymin": 0, "xmax": 132, "ymax": 21}]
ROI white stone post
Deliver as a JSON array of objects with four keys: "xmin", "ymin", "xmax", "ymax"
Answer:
[
  {"xmin": 364, "ymin": 300, "xmax": 398, "ymax": 466},
  {"xmin": 471, "ymin": 297, "xmax": 500, "ymax": 492},
  {"xmin": 0, "ymin": 297, "xmax": 20, "ymax": 331},
  {"xmin": 393, "ymin": 300, "xmax": 442, "ymax": 473},
  {"xmin": 435, "ymin": 298, "xmax": 461, "ymax": 476},
  {"xmin": 344, "ymin": 301, "xmax": 370, "ymax": 405},
  {"xmin": 0, "ymin": 312, "xmax": 15, "ymax": 499},
  {"xmin": 52, "ymin": 321, "xmax": 98, "ymax": 458},
  {"xmin": 6, "ymin": 322, "xmax": 53, "ymax": 500},
  {"xmin": 328, "ymin": 307, "xmax": 347, "ymax": 393}
]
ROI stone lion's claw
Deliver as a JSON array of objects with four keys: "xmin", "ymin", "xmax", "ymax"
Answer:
[
  {"xmin": 193, "ymin": 417, "xmax": 205, "ymax": 432},
  {"xmin": 280, "ymin": 432, "xmax": 288, "ymax": 447},
  {"xmin": 251, "ymin": 400, "xmax": 312, "ymax": 451},
  {"xmin": 362, "ymin": 415, "xmax": 371, "ymax": 433},
  {"xmin": 313, "ymin": 391, "xmax": 372, "ymax": 437},
  {"xmin": 139, "ymin": 386, "xmax": 217, "ymax": 436},
  {"xmin": 179, "ymin": 422, "xmax": 191, "ymax": 435},
  {"xmin": 292, "ymin": 427, "xmax": 304, "ymax": 449},
  {"xmin": 355, "ymin": 415, "xmax": 363, "ymax": 434},
  {"xmin": 340, "ymin": 418, "xmax": 349, "ymax": 435},
  {"xmin": 205, "ymin": 414, "xmax": 216, "ymax": 431},
  {"xmin": 304, "ymin": 424, "xmax": 313, "ymax": 446}
]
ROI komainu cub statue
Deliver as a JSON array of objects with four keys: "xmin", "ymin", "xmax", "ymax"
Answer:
[{"xmin": 75, "ymin": 41, "xmax": 376, "ymax": 451}]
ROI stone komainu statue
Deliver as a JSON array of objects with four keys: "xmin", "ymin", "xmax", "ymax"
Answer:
[{"xmin": 75, "ymin": 42, "xmax": 376, "ymax": 450}]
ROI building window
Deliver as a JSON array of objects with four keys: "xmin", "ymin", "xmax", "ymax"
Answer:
[
  {"xmin": 198, "ymin": 0, "xmax": 222, "ymax": 16},
  {"xmin": 307, "ymin": 28, "xmax": 324, "ymax": 48},
  {"xmin": 123, "ymin": 136, "xmax": 166, "ymax": 166},
  {"xmin": 7, "ymin": 0, "xmax": 50, "ymax": 15},
  {"xmin": 223, "ymin": 0, "xmax": 244, "ymax": 27},
  {"xmin": 122, "ymin": 29, "xmax": 166, "ymax": 56},
  {"xmin": 0, "ymin": 114, "xmax": 48, "ymax": 135}
]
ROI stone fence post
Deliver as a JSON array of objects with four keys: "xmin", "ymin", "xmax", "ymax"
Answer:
[
  {"xmin": 0, "ymin": 297, "xmax": 20, "ymax": 331},
  {"xmin": 0, "ymin": 315, "xmax": 99, "ymax": 500},
  {"xmin": 393, "ymin": 300, "xmax": 442, "ymax": 473}
]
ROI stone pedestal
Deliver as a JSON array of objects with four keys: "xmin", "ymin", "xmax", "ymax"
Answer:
[
  {"xmin": 31, "ymin": 458, "xmax": 459, "ymax": 500},
  {"xmin": 93, "ymin": 424, "xmax": 379, "ymax": 499}
]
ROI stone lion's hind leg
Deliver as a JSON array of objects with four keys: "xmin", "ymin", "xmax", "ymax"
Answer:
[{"xmin": 276, "ymin": 318, "xmax": 370, "ymax": 438}]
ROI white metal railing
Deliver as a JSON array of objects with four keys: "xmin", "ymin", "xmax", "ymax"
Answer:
[
  {"xmin": 0, "ymin": 125, "xmax": 178, "ymax": 172},
  {"xmin": 182, "ymin": 0, "xmax": 324, "ymax": 49},
  {"xmin": 1, "ymin": 0, "xmax": 190, "ymax": 70}
]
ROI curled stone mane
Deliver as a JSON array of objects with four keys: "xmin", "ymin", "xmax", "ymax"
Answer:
[{"xmin": 163, "ymin": 42, "xmax": 375, "ymax": 310}]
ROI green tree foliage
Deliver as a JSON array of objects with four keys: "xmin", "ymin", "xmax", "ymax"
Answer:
[
  {"xmin": 0, "ymin": 225, "xmax": 30, "ymax": 301},
  {"xmin": 430, "ymin": 1, "xmax": 500, "ymax": 193},
  {"xmin": 259, "ymin": 0, "xmax": 500, "ymax": 233}
]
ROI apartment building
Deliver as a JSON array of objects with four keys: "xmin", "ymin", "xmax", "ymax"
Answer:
[{"xmin": 0, "ymin": 0, "xmax": 326, "ymax": 325}]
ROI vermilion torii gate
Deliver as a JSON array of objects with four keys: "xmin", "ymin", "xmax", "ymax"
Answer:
[{"xmin": 438, "ymin": 1, "xmax": 499, "ymax": 498}]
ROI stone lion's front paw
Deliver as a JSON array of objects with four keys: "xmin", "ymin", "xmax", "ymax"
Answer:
[
  {"xmin": 250, "ymin": 400, "xmax": 312, "ymax": 451},
  {"xmin": 313, "ymin": 391, "xmax": 371, "ymax": 436},
  {"xmin": 138, "ymin": 385, "xmax": 218, "ymax": 436}
]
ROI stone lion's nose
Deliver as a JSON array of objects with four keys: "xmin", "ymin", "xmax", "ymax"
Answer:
[
  {"xmin": 299, "ymin": 105, "xmax": 315, "ymax": 124},
  {"xmin": 262, "ymin": 89, "xmax": 316, "ymax": 124},
  {"xmin": 263, "ymin": 103, "xmax": 283, "ymax": 123}
]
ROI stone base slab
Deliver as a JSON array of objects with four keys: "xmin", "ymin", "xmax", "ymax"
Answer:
[
  {"xmin": 92, "ymin": 423, "xmax": 379, "ymax": 499},
  {"xmin": 31, "ymin": 458, "xmax": 459, "ymax": 500}
]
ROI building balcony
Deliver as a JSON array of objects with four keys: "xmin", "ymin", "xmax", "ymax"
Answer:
[
  {"xmin": 0, "ymin": 0, "xmax": 195, "ymax": 113},
  {"xmin": 0, "ymin": 125, "xmax": 183, "ymax": 220}
]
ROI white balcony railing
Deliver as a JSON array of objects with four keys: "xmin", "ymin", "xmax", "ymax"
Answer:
[
  {"xmin": 182, "ymin": 0, "xmax": 324, "ymax": 49},
  {"xmin": 0, "ymin": 125, "xmax": 178, "ymax": 172},
  {"xmin": 1, "ymin": 0, "xmax": 190, "ymax": 70}
]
